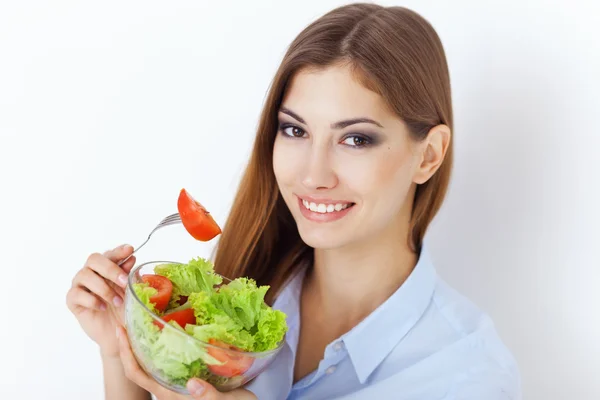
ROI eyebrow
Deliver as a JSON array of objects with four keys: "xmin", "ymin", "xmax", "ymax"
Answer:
[{"xmin": 279, "ymin": 107, "xmax": 384, "ymax": 129}]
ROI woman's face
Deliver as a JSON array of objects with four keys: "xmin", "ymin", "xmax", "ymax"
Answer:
[{"xmin": 273, "ymin": 64, "xmax": 431, "ymax": 250}]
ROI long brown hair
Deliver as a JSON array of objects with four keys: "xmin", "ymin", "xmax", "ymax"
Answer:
[{"xmin": 212, "ymin": 3, "xmax": 453, "ymax": 304}]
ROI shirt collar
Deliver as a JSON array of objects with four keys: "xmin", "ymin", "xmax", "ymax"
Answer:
[
  {"xmin": 342, "ymin": 243, "xmax": 437, "ymax": 384},
  {"xmin": 271, "ymin": 244, "xmax": 437, "ymax": 385}
]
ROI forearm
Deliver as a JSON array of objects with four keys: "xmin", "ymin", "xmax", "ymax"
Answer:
[{"xmin": 102, "ymin": 354, "xmax": 151, "ymax": 400}]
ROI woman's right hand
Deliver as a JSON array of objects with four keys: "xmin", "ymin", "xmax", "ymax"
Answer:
[{"xmin": 66, "ymin": 244, "xmax": 137, "ymax": 358}]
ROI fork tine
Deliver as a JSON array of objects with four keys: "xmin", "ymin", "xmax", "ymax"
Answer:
[
  {"xmin": 121, "ymin": 213, "xmax": 182, "ymax": 265},
  {"xmin": 155, "ymin": 220, "xmax": 180, "ymax": 232},
  {"xmin": 162, "ymin": 216, "xmax": 181, "ymax": 225},
  {"xmin": 149, "ymin": 219, "xmax": 181, "ymax": 237},
  {"xmin": 160, "ymin": 217, "xmax": 179, "ymax": 225},
  {"xmin": 157, "ymin": 219, "xmax": 182, "ymax": 230},
  {"xmin": 162, "ymin": 212, "xmax": 180, "ymax": 220},
  {"xmin": 160, "ymin": 213, "xmax": 181, "ymax": 224}
]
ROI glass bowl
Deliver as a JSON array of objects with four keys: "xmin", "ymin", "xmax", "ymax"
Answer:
[{"xmin": 124, "ymin": 260, "xmax": 285, "ymax": 394}]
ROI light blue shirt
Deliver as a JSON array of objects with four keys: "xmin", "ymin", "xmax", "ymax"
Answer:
[{"xmin": 245, "ymin": 244, "xmax": 521, "ymax": 399}]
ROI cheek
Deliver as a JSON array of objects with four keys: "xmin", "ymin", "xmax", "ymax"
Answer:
[
  {"xmin": 273, "ymin": 137, "xmax": 303, "ymax": 188},
  {"xmin": 337, "ymin": 148, "xmax": 414, "ymax": 197},
  {"xmin": 375, "ymin": 149, "xmax": 415, "ymax": 188}
]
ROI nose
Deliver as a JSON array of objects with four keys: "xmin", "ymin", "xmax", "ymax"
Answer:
[{"xmin": 301, "ymin": 144, "xmax": 338, "ymax": 190}]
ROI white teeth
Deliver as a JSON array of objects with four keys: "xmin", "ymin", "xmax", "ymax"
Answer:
[{"xmin": 301, "ymin": 199, "xmax": 352, "ymax": 214}]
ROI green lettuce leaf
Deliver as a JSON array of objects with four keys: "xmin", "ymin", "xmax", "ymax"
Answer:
[
  {"xmin": 128, "ymin": 283, "xmax": 161, "ymax": 364},
  {"xmin": 132, "ymin": 282, "xmax": 158, "ymax": 312},
  {"xmin": 211, "ymin": 277, "xmax": 269, "ymax": 331},
  {"xmin": 187, "ymin": 278, "xmax": 287, "ymax": 352},
  {"xmin": 148, "ymin": 321, "xmax": 222, "ymax": 379},
  {"xmin": 129, "ymin": 284, "xmax": 217, "ymax": 383},
  {"xmin": 185, "ymin": 315, "xmax": 255, "ymax": 351},
  {"xmin": 187, "ymin": 291, "xmax": 253, "ymax": 349},
  {"xmin": 253, "ymin": 306, "xmax": 288, "ymax": 352},
  {"xmin": 154, "ymin": 258, "xmax": 222, "ymax": 308}
]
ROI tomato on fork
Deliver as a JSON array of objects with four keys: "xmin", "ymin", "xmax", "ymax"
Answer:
[{"xmin": 177, "ymin": 188, "xmax": 222, "ymax": 241}]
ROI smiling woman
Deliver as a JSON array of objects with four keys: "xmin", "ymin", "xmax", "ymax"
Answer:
[
  {"xmin": 212, "ymin": 3, "xmax": 520, "ymax": 399},
  {"xmin": 66, "ymin": 2, "xmax": 521, "ymax": 400}
]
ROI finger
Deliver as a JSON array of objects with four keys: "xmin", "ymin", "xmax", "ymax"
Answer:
[
  {"xmin": 107, "ymin": 254, "xmax": 135, "ymax": 299},
  {"xmin": 103, "ymin": 244, "xmax": 134, "ymax": 264},
  {"xmin": 120, "ymin": 254, "xmax": 137, "ymax": 274},
  {"xmin": 104, "ymin": 246, "xmax": 136, "ymax": 283},
  {"xmin": 108, "ymin": 279, "xmax": 125, "ymax": 299},
  {"xmin": 86, "ymin": 252, "xmax": 129, "ymax": 289},
  {"xmin": 73, "ymin": 267, "xmax": 123, "ymax": 307},
  {"xmin": 66, "ymin": 287, "xmax": 106, "ymax": 312},
  {"xmin": 116, "ymin": 326, "xmax": 168, "ymax": 397},
  {"xmin": 187, "ymin": 379, "xmax": 256, "ymax": 400}
]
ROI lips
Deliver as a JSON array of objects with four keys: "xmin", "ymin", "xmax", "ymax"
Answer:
[
  {"xmin": 295, "ymin": 195, "xmax": 355, "ymax": 223},
  {"xmin": 300, "ymin": 199, "xmax": 353, "ymax": 214}
]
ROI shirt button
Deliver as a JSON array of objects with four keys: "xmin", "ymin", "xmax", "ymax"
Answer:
[
  {"xmin": 325, "ymin": 366, "xmax": 337, "ymax": 375},
  {"xmin": 333, "ymin": 342, "xmax": 343, "ymax": 351}
]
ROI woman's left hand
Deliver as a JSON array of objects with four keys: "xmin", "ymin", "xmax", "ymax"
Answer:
[{"xmin": 116, "ymin": 326, "xmax": 257, "ymax": 400}]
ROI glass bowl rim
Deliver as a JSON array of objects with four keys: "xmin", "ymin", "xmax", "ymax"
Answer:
[{"xmin": 126, "ymin": 260, "xmax": 286, "ymax": 358}]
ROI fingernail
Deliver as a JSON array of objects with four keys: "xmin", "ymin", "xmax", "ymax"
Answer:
[
  {"xmin": 122, "ymin": 244, "xmax": 133, "ymax": 252},
  {"xmin": 99, "ymin": 303, "xmax": 107, "ymax": 311},
  {"xmin": 115, "ymin": 327, "xmax": 120, "ymax": 339},
  {"xmin": 118, "ymin": 274, "xmax": 128, "ymax": 286},
  {"xmin": 113, "ymin": 296, "xmax": 123, "ymax": 307},
  {"xmin": 187, "ymin": 379, "xmax": 204, "ymax": 395}
]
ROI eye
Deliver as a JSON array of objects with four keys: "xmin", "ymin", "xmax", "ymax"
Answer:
[
  {"xmin": 280, "ymin": 124, "xmax": 306, "ymax": 138},
  {"xmin": 341, "ymin": 135, "xmax": 371, "ymax": 147}
]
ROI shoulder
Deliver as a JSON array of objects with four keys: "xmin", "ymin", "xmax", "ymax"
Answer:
[
  {"xmin": 429, "ymin": 277, "xmax": 522, "ymax": 399},
  {"xmin": 430, "ymin": 278, "xmax": 517, "ymax": 363},
  {"xmin": 431, "ymin": 277, "xmax": 500, "ymax": 334},
  {"xmin": 371, "ymin": 275, "xmax": 522, "ymax": 399}
]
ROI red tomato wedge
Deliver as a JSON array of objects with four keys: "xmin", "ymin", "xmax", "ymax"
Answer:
[
  {"xmin": 153, "ymin": 308, "xmax": 196, "ymax": 330},
  {"xmin": 177, "ymin": 188, "xmax": 222, "ymax": 241},
  {"xmin": 206, "ymin": 338, "xmax": 254, "ymax": 378},
  {"xmin": 141, "ymin": 275, "xmax": 172, "ymax": 313}
]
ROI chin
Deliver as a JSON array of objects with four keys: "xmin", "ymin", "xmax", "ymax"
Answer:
[{"xmin": 296, "ymin": 224, "xmax": 352, "ymax": 250}]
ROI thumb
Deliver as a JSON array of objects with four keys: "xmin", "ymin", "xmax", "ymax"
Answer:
[
  {"xmin": 186, "ymin": 378, "xmax": 256, "ymax": 400},
  {"xmin": 186, "ymin": 379, "xmax": 223, "ymax": 399}
]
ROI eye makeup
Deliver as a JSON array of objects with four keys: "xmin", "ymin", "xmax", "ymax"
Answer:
[
  {"xmin": 339, "ymin": 132, "xmax": 381, "ymax": 148},
  {"xmin": 277, "ymin": 117, "xmax": 384, "ymax": 149}
]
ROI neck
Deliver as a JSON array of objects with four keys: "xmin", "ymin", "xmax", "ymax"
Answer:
[{"xmin": 304, "ymin": 221, "xmax": 418, "ymax": 332}]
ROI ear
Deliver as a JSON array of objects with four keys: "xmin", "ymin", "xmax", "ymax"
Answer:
[{"xmin": 412, "ymin": 124, "xmax": 451, "ymax": 185}]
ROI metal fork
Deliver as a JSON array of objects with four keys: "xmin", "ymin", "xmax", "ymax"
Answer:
[{"xmin": 118, "ymin": 212, "xmax": 182, "ymax": 266}]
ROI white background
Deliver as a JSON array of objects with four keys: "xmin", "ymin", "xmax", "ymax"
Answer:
[{"xmin": 1, "ymin": 0, "xmax": 598, "ymax": 399}]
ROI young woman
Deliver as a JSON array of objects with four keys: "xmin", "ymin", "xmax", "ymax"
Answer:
[{"xmin": 66, "ymin": 3, "xmax": 521, "ymax": 400}]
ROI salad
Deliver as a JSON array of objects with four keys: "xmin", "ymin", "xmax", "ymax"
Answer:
[{"xmin": 125, "ymin": 189, "xmax": 288, "ymax": 389}]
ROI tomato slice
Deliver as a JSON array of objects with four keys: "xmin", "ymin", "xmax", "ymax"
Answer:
[
  {"xmin": 141, "ymin": 275, "xmax": 173, "ymax": 312},
  {"xmin": 153, "ymin": 307, "xmax": 196, "ymax": 330},
  {"xmin": 177, "ymin": 188, "xmax": 222, "ymax": 241},
  {"xmin": 206, "ymin": 338, "xmax": 254, "ymax": 378}
]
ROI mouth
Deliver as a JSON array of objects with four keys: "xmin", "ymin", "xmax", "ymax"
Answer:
[
  {"xmin": 296, "ymin": 195, "xmax": 355, "ymax": 222},
  {"xmin": 300, "ymin": 198, "xmax": 355, "ymax": 214}
]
